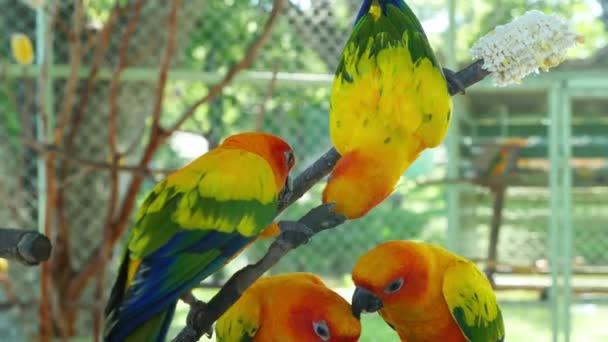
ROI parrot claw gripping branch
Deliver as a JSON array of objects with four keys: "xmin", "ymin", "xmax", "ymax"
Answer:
[{"xmin": 167, "ymin": 5, "xmax": 582, "ymax": 342}]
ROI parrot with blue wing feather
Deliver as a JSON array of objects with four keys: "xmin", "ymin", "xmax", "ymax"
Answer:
[{"xmin": 104, "ymin": 132, "xmax": 296, "ymax": 342}]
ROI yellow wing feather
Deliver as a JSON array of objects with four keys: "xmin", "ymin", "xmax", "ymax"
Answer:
[
  {"xmin": 128, "ymin": 148, "xmax": 279, "ymax": 258},
  {"xmin": 166, "ymin": 148, "xmax": 278, "ymax": 204},
  {"xmin": 330, "ymin": 36, "xmax": 451, "ymax": 156},
  {"xmin": 216, "ymin": 288, "xmax": 261, "ymax": 342},
  {"xmin": 443, "ymin": 260, "xmax": 505, "ymax": 342}
]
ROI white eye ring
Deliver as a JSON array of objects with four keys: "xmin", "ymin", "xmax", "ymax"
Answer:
[
  {"xmin": 284, "ymin": 150, "xmax": 294, "ymax": 165},
  {"xmin": 384, "ymin": 278, "xmax": 404, "ymax": 294},
  {"xmin": 313, "ymin": 320, "xmax": 330, "ymax": 341}
]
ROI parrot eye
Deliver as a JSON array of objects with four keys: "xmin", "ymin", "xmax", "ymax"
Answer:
[
  {"xmin": 284, "ymin": 150, "xmax": 295, "ymax": 167},
  {"xmin": 384, "ymin": 278, "xmax": 404, "ymax": 294},
  {"xmin": 312, "ymin": 320, "xmax": 330, "ymax": 341}
]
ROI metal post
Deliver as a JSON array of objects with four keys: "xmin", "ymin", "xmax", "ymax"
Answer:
[
  {"xmin": 548, "ymin": 81, "xmax": 573, "ymax": 342},
  {"xmin": 500, "ymin": 107, "xmax": 509, "ymax": 139},
  {"xmin": 35, "ymin": 6, "xmax": 47, "ymax": 234},
  {"xmin": 445, "ymin": 0, "xmax": 461, "ymax": 252},
  {"xmin": 560, "ymin": 86, "xmax": 573, "ymax": 342},
  {"xmin": 548, "ymin": 83, "xmax": 561, "ymax": 342}
]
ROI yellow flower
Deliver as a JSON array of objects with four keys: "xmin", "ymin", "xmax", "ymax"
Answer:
[
  {"xmin": 0, "ymin": 258, "xmax": 9, "ymax": 273},
  {"xmin": 11, "ymin": 33, "xmax": 34, "ymax": 66}
]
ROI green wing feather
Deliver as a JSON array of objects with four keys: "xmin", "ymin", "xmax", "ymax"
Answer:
[
  {"xmin": 336, "ymin": 1, "xmax": 440, "ymax": 80},
  {"xmin": 129, "ymin": 147, "xmax": 279, "ymax": 259},
  {"xmin": 443, "ymin": 260, "xmax": 505, "ymax": 342},
  {"xmin": 216, "ymin": 289, "xmax": 261, "ymax": 342}
]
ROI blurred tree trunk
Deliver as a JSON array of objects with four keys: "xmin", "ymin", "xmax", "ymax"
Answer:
[{"xmin": 484, "ymin": 186, "xmax": 506, "ymax": 287}]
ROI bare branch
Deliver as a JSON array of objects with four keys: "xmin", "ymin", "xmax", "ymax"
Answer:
[
  {"xmin": 254, "ymin": 62, "xmax": 280, "ymax": 130},
  {"xmin": 53, "ymin": 0, "xmax": 84, "ymax": 145},
  {"xmin": 0, "ymin": 228, "xmax": 52, "ymax": 265},
  {"xmin": 0, "ymin": 184, "xmax": 30, "ymax": 228},
  {"xmin": 167, "ymin": 0, "xmax": 285, "ymax": 134},
  {"xmin": 150, "ymin": 0, "xmax": 181, "ymax": 134},
  {"xmin": 67, "ymin": 7, "xmax": 120, "ymax": 150},
  {"xmin": 22, "ymin": 138, "xmax": 175, "ymax": 175}
]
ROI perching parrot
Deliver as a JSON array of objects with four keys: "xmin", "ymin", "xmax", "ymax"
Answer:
[
  {"xmin": 104, "ymin": 132, "xmax": 296, "ymax": 342},
  {"xmin": 351, "ymin": 240, "xmax": 505, "ymax": 342},
  {"xmin": 216, "ymin": 273, "xmax": 361, "ymax": 342},
  {"xmin": 322, "ymin": 0, "xmax": 455, "ymax": 219}
]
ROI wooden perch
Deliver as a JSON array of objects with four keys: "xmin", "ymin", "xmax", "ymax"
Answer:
[{"xmin": 0, "ymin": 228, "xmax": 52, "ymax": 265}]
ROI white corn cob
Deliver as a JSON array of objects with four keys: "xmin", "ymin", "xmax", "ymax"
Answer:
[{"xmin": 471, "ymin": 10, "xmax": 585, "ymax": 86}]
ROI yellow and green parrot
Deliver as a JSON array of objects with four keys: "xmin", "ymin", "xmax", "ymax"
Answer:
[
  {"xmin": 104, "ymin": 132, "xmax": 296, "ymax": 342},
  {"xmin": 323, "ymin": 0, "xmax": 454, "ymax": 219},
  {"xmin": 351, "ymin": 240, "xmax": 505, "ymax": 342},
  {"xmin": 216, "ymin": 273, "xmax": 361, "ymax": 342}
]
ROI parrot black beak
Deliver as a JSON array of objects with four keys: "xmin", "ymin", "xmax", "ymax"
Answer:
[{"xmin": 352, "ymin": 287, "xmax": 383, "ymax": 319}]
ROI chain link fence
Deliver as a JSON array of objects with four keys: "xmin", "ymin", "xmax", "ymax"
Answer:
[{"xmin": 0, "ymin": 0, "xmax": 606, "ymax": 340}]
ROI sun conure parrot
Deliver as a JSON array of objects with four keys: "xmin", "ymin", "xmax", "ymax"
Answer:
[
  {"xmin": 322, "ymin": 0, "xmax": 454, "ymax": 219},
  {"xmin": 104, "ymin": 132, "xmax": 295, "ymax": 342},
  {"xmin": 351, "ymin": 240, "xmax": 505, "ymax": 342},
  {"xmin": 216, "ymin": 273, "xmax": 361, "ymax": 342}
]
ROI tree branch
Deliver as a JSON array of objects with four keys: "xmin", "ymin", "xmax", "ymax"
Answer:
[
  {"xmin": 22, "ymin": 138, "xmax": 175, "ymax": 176},
  {"xmin": 0, "ymin": 228, "xmax": 52, "ymax": 265},
  {"xmin": 167, "ymin": 0, "xmax": 285, "ymax": 134},
  {"xmin": 173, "ymin": 58, "xmax": 492, "ymax": 341}
]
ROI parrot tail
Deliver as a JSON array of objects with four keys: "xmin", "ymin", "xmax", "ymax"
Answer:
[
  {"xmin": 322, "ymin": 149, "xmax": 405, "ymax": 219},
  {"xmin": 103, "ymin": 252, "xmax": 177, "ymax": 342}
]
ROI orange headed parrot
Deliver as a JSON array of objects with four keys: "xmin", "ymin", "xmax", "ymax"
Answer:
[
  {"xmin": 322, "ymin": 0, "xmax": 454, "ymax": 219},
  {"xmin": 216, "ymin": 273, "xmax": 361, "ymax": 342},
  {"xmin": 352, "ymin": 241, "xmax": 505, "ymax": 342},
  {"xmin": 104, "ymin": 132, "xmax": 295, "ymax": 342}
]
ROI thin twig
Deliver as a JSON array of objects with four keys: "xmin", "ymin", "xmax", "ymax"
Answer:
[
  {"xmin": 0, "ymin": 183, "xmax": 30, "ymax": 228},
  {"xmin": 255, "ymin": 62, "xmax": 280, "ymax": 130},
  {"xmin": 149, "ymin": 0, "xmax": 180, "ymax": 135},
  {"xmin": 117, "ymin": 124, "xmax": 146, "ymax": 158},
  {"xmin": 56, "ymin": 167, "xmax": 95, "ymax": 189},
  {"xmin": 173, "ymin": 58, "xmax": 492, "ymax": 340},
  {"xmin": 0, "ymin": 275, "xmax": 27, "ymax": 326},
  {"xmin": 168, "ymin": 0, "xmax": 285, "ymax": 134},
  {"xmin": 53, "ymin": 0, "xmax": 84, "ymax": 145},
  {"xmin": 22, "ymin": 138, "xmax": 176, "ymax": 175},
  {"xmin": 66, "ymin": 7, "xmax": 120, "ymax": 150}
]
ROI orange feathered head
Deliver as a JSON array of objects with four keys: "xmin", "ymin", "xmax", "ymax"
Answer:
[
  {"xmin": 218, "ymin": 273, "xmax": 361, "ymax": 341},
  {"xmin": 351, "ymin": 241, "xmax": 430, "ymax": 318},
  {"xmin": 221, "ymin": 132, "xmax": 295, "ymax": 189}
]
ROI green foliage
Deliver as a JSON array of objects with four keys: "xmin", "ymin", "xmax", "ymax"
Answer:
[
  {"xmin": 0, "ymin": 79, "xmax": 21, "ymax": 151},
  {"xmin": 184, "ymin": 1, "xmax": 328, "ymax": 73}
]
